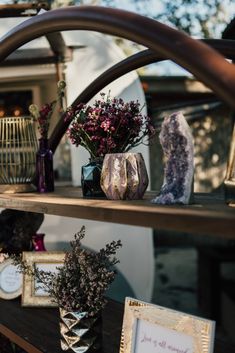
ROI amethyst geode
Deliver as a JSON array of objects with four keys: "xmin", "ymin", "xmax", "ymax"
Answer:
[{"xmin": 152, "ymin": 111, "xmax": 194, "ymax": 205}]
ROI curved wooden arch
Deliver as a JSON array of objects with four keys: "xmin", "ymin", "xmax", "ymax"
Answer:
[
  {"xmin": 1, "ymin": 5, "xmax": 235, "ymax": 110},
  {"xmin": 49, "ymin": 38, "xmax": 235, "ymax": 151}
]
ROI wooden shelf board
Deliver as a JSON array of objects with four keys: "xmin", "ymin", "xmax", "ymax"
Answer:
[
  {"xmin": 0, "ymin": 298, "xmax": 122, "ymax": 353},
  {"xmin": 0, "ymin": 298, "xmax": 234, "ymax": 353},
  {"xmin": 0, "ymin": 186, "xmax": 234, "ymax": 239}
]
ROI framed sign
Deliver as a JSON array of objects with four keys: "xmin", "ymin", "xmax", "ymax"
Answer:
[
  {"xmin": 0, "ymin": 257, "xmax": 22, "ymax": 300},
  {"xmin": 120, "ymin": 297, "xmax": 215, "ymax": 353},
  {"xmin": 22, "ymin": 251, "xmax": 65, "ymax": 307}
]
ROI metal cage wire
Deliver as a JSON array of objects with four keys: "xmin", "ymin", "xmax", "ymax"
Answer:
[{"xmin": 0, "ymin": 116, "xmax": 37, "ymax": 192}]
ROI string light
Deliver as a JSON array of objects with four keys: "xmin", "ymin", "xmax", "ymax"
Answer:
[
  {"xmin": 0, "ymin": 108, "xmax": 5, "ymax": 118},
  {"xmin": 13, "ymin": 107, "xmax": 22, "ymax": 117}
]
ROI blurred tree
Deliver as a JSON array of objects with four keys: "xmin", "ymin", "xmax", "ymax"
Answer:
[
  {"xmin": 72, "ymin": 0, "xmax": 234, "ymax": 38},
  {"xmin": 4, "ymin": 0, "xmax": 233, "ymax": 38},
  {"xmin": 156, "ymin": 0, "xmax": 233, "ymax": 38}
]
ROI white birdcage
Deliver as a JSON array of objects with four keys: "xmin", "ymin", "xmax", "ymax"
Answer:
[{"xmin": 0, "ymin": 116, "xmax": 38, "ymax": 193}]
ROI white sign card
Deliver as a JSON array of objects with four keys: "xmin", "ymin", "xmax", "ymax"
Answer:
[
  {"xmin": 0, "ymin": 258, "xmax": 22, "ymax": 299},
  {"xmin": 120, "ymin": 297, "xmax": 215, "ymax": 353},
  {"xmin": 134, "ymin": 319, "xmax": 193, "ymax": 353}
]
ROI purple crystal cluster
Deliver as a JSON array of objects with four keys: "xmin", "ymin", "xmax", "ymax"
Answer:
[{"xmin": 152, "ymin": 111, "xmax": 194, "ymax": 205}]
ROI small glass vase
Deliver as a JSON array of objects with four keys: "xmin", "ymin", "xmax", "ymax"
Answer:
[
  {"xmin": 59, "ymin": 308, "xmax": 102, "ymax": 353},
  {"xmin": 36, "ymin": 138, "xmax": 54, "ymax": 193},
  {"xmin": 32, "ymin": 233, "xmax": 46, "ymax": 251},
  {"xmin": 81, "ymin": 158, "xmax": 105, "ymax": 198}
]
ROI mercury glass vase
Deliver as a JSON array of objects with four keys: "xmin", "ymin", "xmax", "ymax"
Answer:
[
  {"xmin": 59, "ymin": 308, "xmax": 102, "ymax": 353},
  {"xmin": 36, "ymin": 138, "xmax": 54, "ymax": 193},
  {"xmin": 100, "ymin": 152, "xmax": 149, "ymax": 200},
  {"xmin": 81, "ymin": 158, "xmax": 105, "ymax": 197}
]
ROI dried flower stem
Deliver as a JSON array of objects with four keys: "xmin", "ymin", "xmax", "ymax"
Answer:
[
  {"xmin": 12, "ymin": 226, "xmax": 122, "ymax": 317},
  {"xmin": 66, "ymin": 92, "xmax": 156, "ymax": 158},
  {"xmin": 29, "ymin": 80, "xmax": 66, "ymax": 139}
]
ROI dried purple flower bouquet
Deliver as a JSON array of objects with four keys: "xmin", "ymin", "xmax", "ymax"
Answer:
[
  {"xmin": 13, "ymin": 226, "xmax": 122, "ymax": 317},
  {"xmin": 66, "ymin": 92, "xmax": 155, "ymax": 159},
  {"xmin": 29, "ymin": 80, "xmax": 66, "ymax": 139}
]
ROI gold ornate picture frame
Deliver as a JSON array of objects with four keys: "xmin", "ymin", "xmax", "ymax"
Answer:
[
  {"xmin": 21, "ymin": 251, "xmax": 65, "ymax": 307},
  {"xmin": 120, "ymin": 297, "xmax": 215, "ymax": 353}
]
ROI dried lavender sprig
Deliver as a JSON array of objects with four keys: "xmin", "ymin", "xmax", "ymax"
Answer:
[{"xmin": 11, "ymin": 226, "xmax": 122, "ymax": 316}]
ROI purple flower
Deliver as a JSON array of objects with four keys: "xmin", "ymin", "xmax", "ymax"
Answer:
[
  {"xmin": 66, "ymin": 92, "xmax": 156, "ymax": 159},
  {"xmin": 29, "ymin": 80, "xmax": 66, "ymax": 138},
  {"xmin": 13, "ymin": 226, "xmax": 122, "ymax": 316}
]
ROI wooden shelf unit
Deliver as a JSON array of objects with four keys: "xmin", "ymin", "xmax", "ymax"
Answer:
[
  {"xmin": 0, "ymin": 188, "xmax": 234, "ymax": 352},
  {"xmin": 0, "ymin": 187, "xmax": 234, "ymax": 239}
]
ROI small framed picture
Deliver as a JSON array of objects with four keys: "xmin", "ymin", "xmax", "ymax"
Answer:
[
  {"xmin": 0, "ymin": 256, "xmax": 22, "ymax": 300},
  {"xmin": 22, "ymin": 251, "xmax": 65, "ymax": 307},
  {"xmin": 120, "ymin": 297, "xmax": 215, "ymax": 353}
]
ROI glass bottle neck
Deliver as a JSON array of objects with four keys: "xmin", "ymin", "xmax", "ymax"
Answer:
[{"xmin": 39, "ymin": 138, "xmax": 49, "ymax": 149}]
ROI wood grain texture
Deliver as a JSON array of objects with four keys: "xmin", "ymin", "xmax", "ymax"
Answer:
[
  {"xmin": 0, "ymin": 299, "xmax": 234, "ymax": 353},
  {"xmin": 0, "ymin": 298, "xmax": 123, "ymax": 353},
  {"xmin": 0, "ymin": 187, "xmax": 234, "ymax": 239}
]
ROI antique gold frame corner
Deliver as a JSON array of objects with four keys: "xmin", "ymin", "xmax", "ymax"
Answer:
[
  {"xmin": 22, "ymin": 251, "xmax": 65, "ymax": 307},
  {"xmin": 119, "ymin": 297, "xmax": 215, "ymax": 353}
]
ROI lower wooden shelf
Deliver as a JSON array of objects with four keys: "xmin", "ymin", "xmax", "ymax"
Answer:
[
  {"xmin": 0, "ymin": 298, "xmax": 235, "ymax": 353},
  {"xmin": 0, "ymin": 298, "xmax": 123, "ymax": 353}
]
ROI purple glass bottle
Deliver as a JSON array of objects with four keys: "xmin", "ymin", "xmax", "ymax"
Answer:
[
  {"xmin": 36, "ymin": 138, "xmax": 54, "ymax": 192},
  {"xmin": 32, "ymin": 233, "xmax": 46, "ymax": 251}
]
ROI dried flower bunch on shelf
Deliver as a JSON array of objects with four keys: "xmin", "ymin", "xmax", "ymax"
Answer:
[
  {"xmin": 66, "ymin": 92, "xmax": 156, "ymax": 158},
  {"xmin": 13, "ymin": 226, "xmax": 122, "ymax": 316},
  {"xmin": 13, "ymin": 226, "xmax": 122, "ymax": 352},
  {"xmin": 66, "ymin": 92, "xmax": 156, "ymax": 198},
  {"xmin": 29, "ymin": 80, "xmax": 66, "ymax": 193},
  {"xmin": 29, "ymin": 80, "xmax": 66, "ymax": 139}
]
